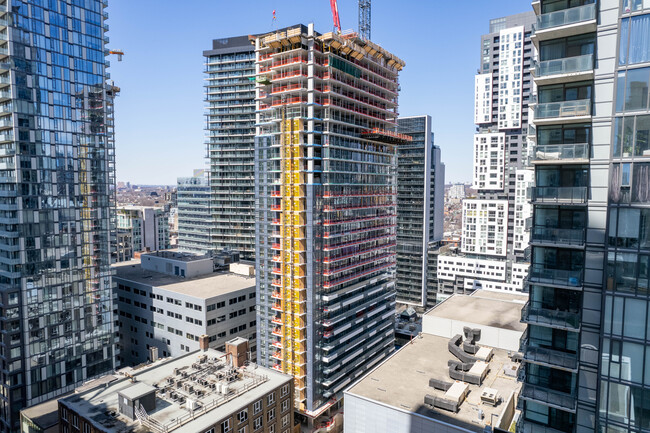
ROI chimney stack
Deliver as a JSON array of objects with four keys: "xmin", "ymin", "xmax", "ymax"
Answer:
[
  {"xmin": 226, "ymin": 338, "xmax": 249, "ymax": 367},
  {"xmin": 199, "ymin": 334, "xmax": 210, "ymax": 351}
]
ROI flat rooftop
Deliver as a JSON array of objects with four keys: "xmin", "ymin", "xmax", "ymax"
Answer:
[
  {"xmin": 346, "ymin": 333, "xmax": 521, "ymax": 432},
  {"xmin": 425, "ymin": 290, "xmax": 527, "ymax": 332},
  {"xmin": 113, "ymin": 260, "xmax": 255, "ymax": 299},
  {"xmin": 60, "ymin": 349, "xmax": 291, "ymax": 433},
  {"xmin": 21, "ymin": 393, "xmax": 72, "ymax": 430}
]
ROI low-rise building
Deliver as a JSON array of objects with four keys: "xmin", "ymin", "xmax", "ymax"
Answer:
[
  {"xmin": 116, "ymin": 205, "xmax": 170, "ymax": 261},
  {"xmin": 344, "ymin": 290, "xmax": 527, "ymax": 433},
  {"xmin": 113, "ymin": 253, "xmax": 257, "ymax": 367},
  {"xmin": 59, "ymin": 340, "xmax": 294, "ymax": 433}
]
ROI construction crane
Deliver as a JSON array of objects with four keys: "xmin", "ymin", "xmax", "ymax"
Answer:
[
  {"xmin": 329, "ymin": 0, "xmax": 341, "ymax": 33},
  {"xmin": 359, "ymin": 0, "xmax": 371, "ymax": 40},
  {"xmin": 108, "ymin": 49, "xmax": 124, "ymax": 61}
]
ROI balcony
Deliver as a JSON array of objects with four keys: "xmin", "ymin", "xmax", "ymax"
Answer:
[
  {"xmin": 520, "ymin": 420, "xmax": 574, "ymax": 433},
  {"xmin": 524, "ymin": 344, "xmax": 578, "ymax": 372},
  {"xmin": 531, "ymin": 186, "xmax": 587, "ymax": 204},
  {"xmin": 529, "ymin": 264, "xmax": 583, "ymax": 288},
  {"xmin": 532, "ymin": 143, "xmax": 588, "ymax": 164},
  {"xmin": 533, "ymin": 4, "xmax": 597, "ymax": 44},
  {"xmin": 532, "ymin": 54, "xmax": 594, "ymax": 85},
  {"xmin": 521, "ymin": 301, "xmax": 581, "ymax": 331},
  {"xmin": 520, "ymin": 382, "xmax": 577, "ymax": 413},
  {"xmin": 534, "ymin": 99, "xmax": 591, "ymax": 125},
  {"xmin": 530, "ymin": 227, "xmax": 585, "ymax": 247}
]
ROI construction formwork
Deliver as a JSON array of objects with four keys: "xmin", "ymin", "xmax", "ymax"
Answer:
[{"xmin": 254, "ymin": 24, "xmax": 407, "ymax": 416}]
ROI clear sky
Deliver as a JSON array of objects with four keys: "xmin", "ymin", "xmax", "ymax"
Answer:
[{"xmin": 108, "ymin": 0, "xmax": 532, "ymax": 185}]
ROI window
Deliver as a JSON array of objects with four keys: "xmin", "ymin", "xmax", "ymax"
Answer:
[
  {"xmin": 268, "ymin": 392, "xmax": 275, "ymax": 405},
  {"xmin": 280, "ymin": 384, "xmax": 289, "ymax": 397},
  {"xmin": 83, "ymin": 424, "xmax": 91, "ymax": 433},
  {"xmin": 61, "ymin": 408, "xmax": 68, "ymax": 421},
  {"xmin": 71, "ymin": 415, "xmax": 79, "ymax": 428},
  {"xmin": 281, "ymin": 399, "xmax": 290, "ymax": 413},
  {"xmin": 221, "ymin": 419, "xmax": 231, "ymax": 433},
  {"xmin": 237, "ymin": 409, "xmax": 248, "ymax": 423},
  {"xmin": 238, "ymin": 295, "xmax": 246, "ymax": 302},
  {"xmin": 617, "ymin": 67, "xmax": 650, "ymax": 112},
  {"xmin": 253, "ymin": 400, "xmax": 262, "ymax": 414},
  {"xmin": 253, "ymin": 417, "xmax": 262, "ymax": 431},
  {"xmin": 267, "ymin": 408, "xmax": 275, "ymax": 422},
  {"xmin": 620, "ymin": 14, "xmax": 650, "ymax": 65},
  {"xmin": 249, "ymin": 292, "xmax": 255, "ymax": 299},
  {"xmin": 238, "ymin": 427, "xmax": 247, "ymax": 433},
  {"xmin": 207, "ymin": 304, "xmax": 216, "ymax": 311},
  {"xmin": 281, "ymin": 414, "xmax": 289, "ymax": 428}
]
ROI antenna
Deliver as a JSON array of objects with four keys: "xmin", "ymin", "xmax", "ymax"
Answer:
[{"xmin": 359, "ymin": 0, "xmax": 371, "ymax": 40}]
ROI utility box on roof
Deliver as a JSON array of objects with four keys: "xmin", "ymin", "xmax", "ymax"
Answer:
[{"xmin": 117, "ymin": 383, "xmax": 157, "ymax": 420}]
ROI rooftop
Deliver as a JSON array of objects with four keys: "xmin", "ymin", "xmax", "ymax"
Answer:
[
  {"xmin": 425, "ymin": 290, "xmax": 527, "ymax": 332},
  {"xmin": 346, "ymin": 333, "xmax": 521, "ymax": 432},
  {"xmin": 113, "ymin": 260, "xmax": 255, "ymax": 299},
  {"xmin": 60, "ymin": 349, "xmax": 291, "ymax": 433},
  {"xmin": 21, "ymin": 394, "xmax": 72, "ymax": 430}
]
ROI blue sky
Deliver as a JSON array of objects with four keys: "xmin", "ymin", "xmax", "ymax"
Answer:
[{"xmin": 108, "ymin": 0, "xmax": 532, "ymax": 185}]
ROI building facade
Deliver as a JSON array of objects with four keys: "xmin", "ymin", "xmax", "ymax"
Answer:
[
  {"xmin": 395, "ymin": 115, "xmax": 444, "ymax": 308},
  {"xmin": 113, "ymin": 254, "xmax": 257, "ymax": 367},
  {"xmin": 437, "ymin": 12, "xmax": 536, "ymax": 300},
  {"xmin": 204, "ymin": 36, "xmax": 257, "ymax": 260},
  {"xmin": 177, "ymin": 171, "xmax": 213, "ymax": 255},
  {"xmin": 115, "ymin": 206, "xmax": 169, "ymax": 261},
  {"xmin": 0, "ymin": 1, "xmax": 117, "ymax": 430},
  {"xmin": 254, "ymin": 24, "xmax": 404, "ymax": 420},
  {"xmin": 520, "ymin": 0, "xmax": 650, "ymax": 432}
]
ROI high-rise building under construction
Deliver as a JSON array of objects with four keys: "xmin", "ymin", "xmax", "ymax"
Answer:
[{"xmin": 254, "ymin": 24, "xmax": 405, "ymax": 421}]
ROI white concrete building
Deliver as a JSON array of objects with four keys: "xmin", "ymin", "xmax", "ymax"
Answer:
[{"xmin": 461, "ymin": 199, "xmax": 509, "ymax": 256}]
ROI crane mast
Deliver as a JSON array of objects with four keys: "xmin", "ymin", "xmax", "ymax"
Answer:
[{"xmin": 359, "ymin": 0, "xmax": 371, "ymax": 40}]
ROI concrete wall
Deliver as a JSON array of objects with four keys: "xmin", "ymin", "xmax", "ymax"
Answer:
[
  {"xmin": 344, "ymin": 392, "xmax": 475, "ymax": 433},
  {"xmin": 140, "ymin": 254, "xmax": 213, "ymax": 278},
  {"xmin": 422, "ymin": 315, "xmax": 522, "ymax": 352}
]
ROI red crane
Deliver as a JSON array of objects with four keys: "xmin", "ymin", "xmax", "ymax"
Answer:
[{"xmin": 330, "ymin": 0, "xmax": 341, "ymax": 33}]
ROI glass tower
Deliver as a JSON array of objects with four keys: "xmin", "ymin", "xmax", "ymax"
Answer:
[
  {"xmin": 0, "ymin": 0, "xmax": 116, "ymax": 431},
  {"xmin": 395, "ymin": 115, "xmax": 444, "ymax": 309}
]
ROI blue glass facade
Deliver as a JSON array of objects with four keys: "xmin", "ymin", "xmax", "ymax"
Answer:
[{"xmin": 0, "ymin": 1, "xmax": 116, "ymax": 430}]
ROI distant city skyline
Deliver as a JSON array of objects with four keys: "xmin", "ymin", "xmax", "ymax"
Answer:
[{"xmin": 108, "ymin": 0, "xmax": 531, "ymax": 185}]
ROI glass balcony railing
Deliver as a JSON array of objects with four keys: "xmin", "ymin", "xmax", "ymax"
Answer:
[
  {"xmin": 533, "ymin": 143, "xmax": 588, "ymax": 161},
  {"xmin": 521, "ymin": 382, "xmax": 577, "ymax": 412},
  {"xmin": 520, "ymin": 420, "xmax": 575, "ymax": 433},
  {"xmin": 521, "ymin": 301, "xmax": 581, "ymax": 330},
  {"xmin": 535, "ymin": 99, "xmax": 591, "ymax": 119},
  {"xmin": 529, "ymin": 264, "xmax": 583, "ymax": 287},
  {"xmin": 530, "ymin": 226, "xmax": 586, "ymax": 246},
  {"xmin": 524, "ymin": 344, "xmax": 579, "ymax": 371},
  {"xmin": 533, "ymin": 54, "xmax": 593, "ymax": 78},
  {"xmin": 531, "ymin": 186, "xmax": 588, "ymax": 204},
  {"xmin": 537, "ymin": 3, "xmax": 597, "ymax": 31}
]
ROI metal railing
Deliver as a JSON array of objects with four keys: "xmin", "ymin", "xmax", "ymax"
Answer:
[
  {"xmin": 533, "ymin": 143, "xmax": 588, "ymax": 161},
  {"xmin": 533, "ymin": 54, "xmax": 593, "ymax": 78},
  {"xmin": 530, "ymin": 186, "xmax": 588, "ymax": 204},
  {"xmin": 521, "ymin": 382, "xmax": 577, "ymax": 412},
  {"xmin": 524, "ymin": 344, "xmax": 579, "ymax": 371},
  {"xmin": 530, "ymin": 226, "xmax": 585, "ymax": 246},
  {"xmin": 537, "ymin": 3, "xmax": 596, "ymax": 31},
  {"xmin": 529, "ymin": 264, "xmax": 583, "ymax": 287},
  {"xmin": 521, "ymin": 301, "xmax": 581, "ymax": 330},
  {"xmin": 535, "ymin": 99, "xmax": 591, "ymax": 119}
]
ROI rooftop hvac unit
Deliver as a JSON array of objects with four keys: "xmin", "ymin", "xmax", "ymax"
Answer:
[{"xmin": 186, "ymin": 399, "xmax": 199, "ymax": 411}]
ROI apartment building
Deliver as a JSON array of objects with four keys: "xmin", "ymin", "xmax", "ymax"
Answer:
[
  {"xmin": 254, "ymin": 24, "xmax": 404, "ymax": 426},
  {"xmin": 438, "ymin": 12, "xmax": 536, "ymax": 300},
  {"xmin": 59, "ymin": 343, "xmax": 294, "ymax": 433},
  {"xmin": 204, "ymin": 36, "xmax": 257, "ymax": 259},
  {"xmin": 116, "ymin": 206, "xmax": 170, "ymax": 261},
  {"xmin": 113, "ymin": 252, "xmax": 257, "ymax": 367},
  {"xmin": 177, "ymin": 171, "xmax": 214, "ymax": 254},
  {"xmin": 395, "ymin": 115, "xmax": 445, "ymax": 309},
  {"xmin": 520, "ymin": 0, "xmax": 650, "ymax": 432},
  {"xmin": 0, "ymin": 1, "xmax": 117, "ymax": 430}
]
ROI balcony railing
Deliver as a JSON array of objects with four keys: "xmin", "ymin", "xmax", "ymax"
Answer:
[
  {"xmin": 521, "ymin": 301, "xmax": 581, "ymax": 330},
  {"xmin": 530, "ymin": 226, "xmax": 585, "ymax": 246},
  {"xmin": 530, "ymin": 186, "xmax": 588, "ymax": 204},
  {"xmin": 521, "ymin": 382, "xmax": 577, "ymax": 412},
  {"xmin": 529, "ymin": 264, "xmax": 583, "ymax": 287},
  {"xmin": 524, "ymin": 344, "xmax": 579, "ymax": 371},
  {"xmin": 520, "ymin": 420, "xmax": 575, "ymax": 433},
  {"xmin": 535, "ymin": 99, "xmax": 591, "ymax": 119},
  {"xmin": 533, "ymin": 143, "xmax": 588, "ymax": 161},
  {"xmin": 533, "ymin": 54, "xmax": 593, "ymax": 78},
  {"xmin": 537, "ymin": 3, "xmax": 597, "ymax": 31}
]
